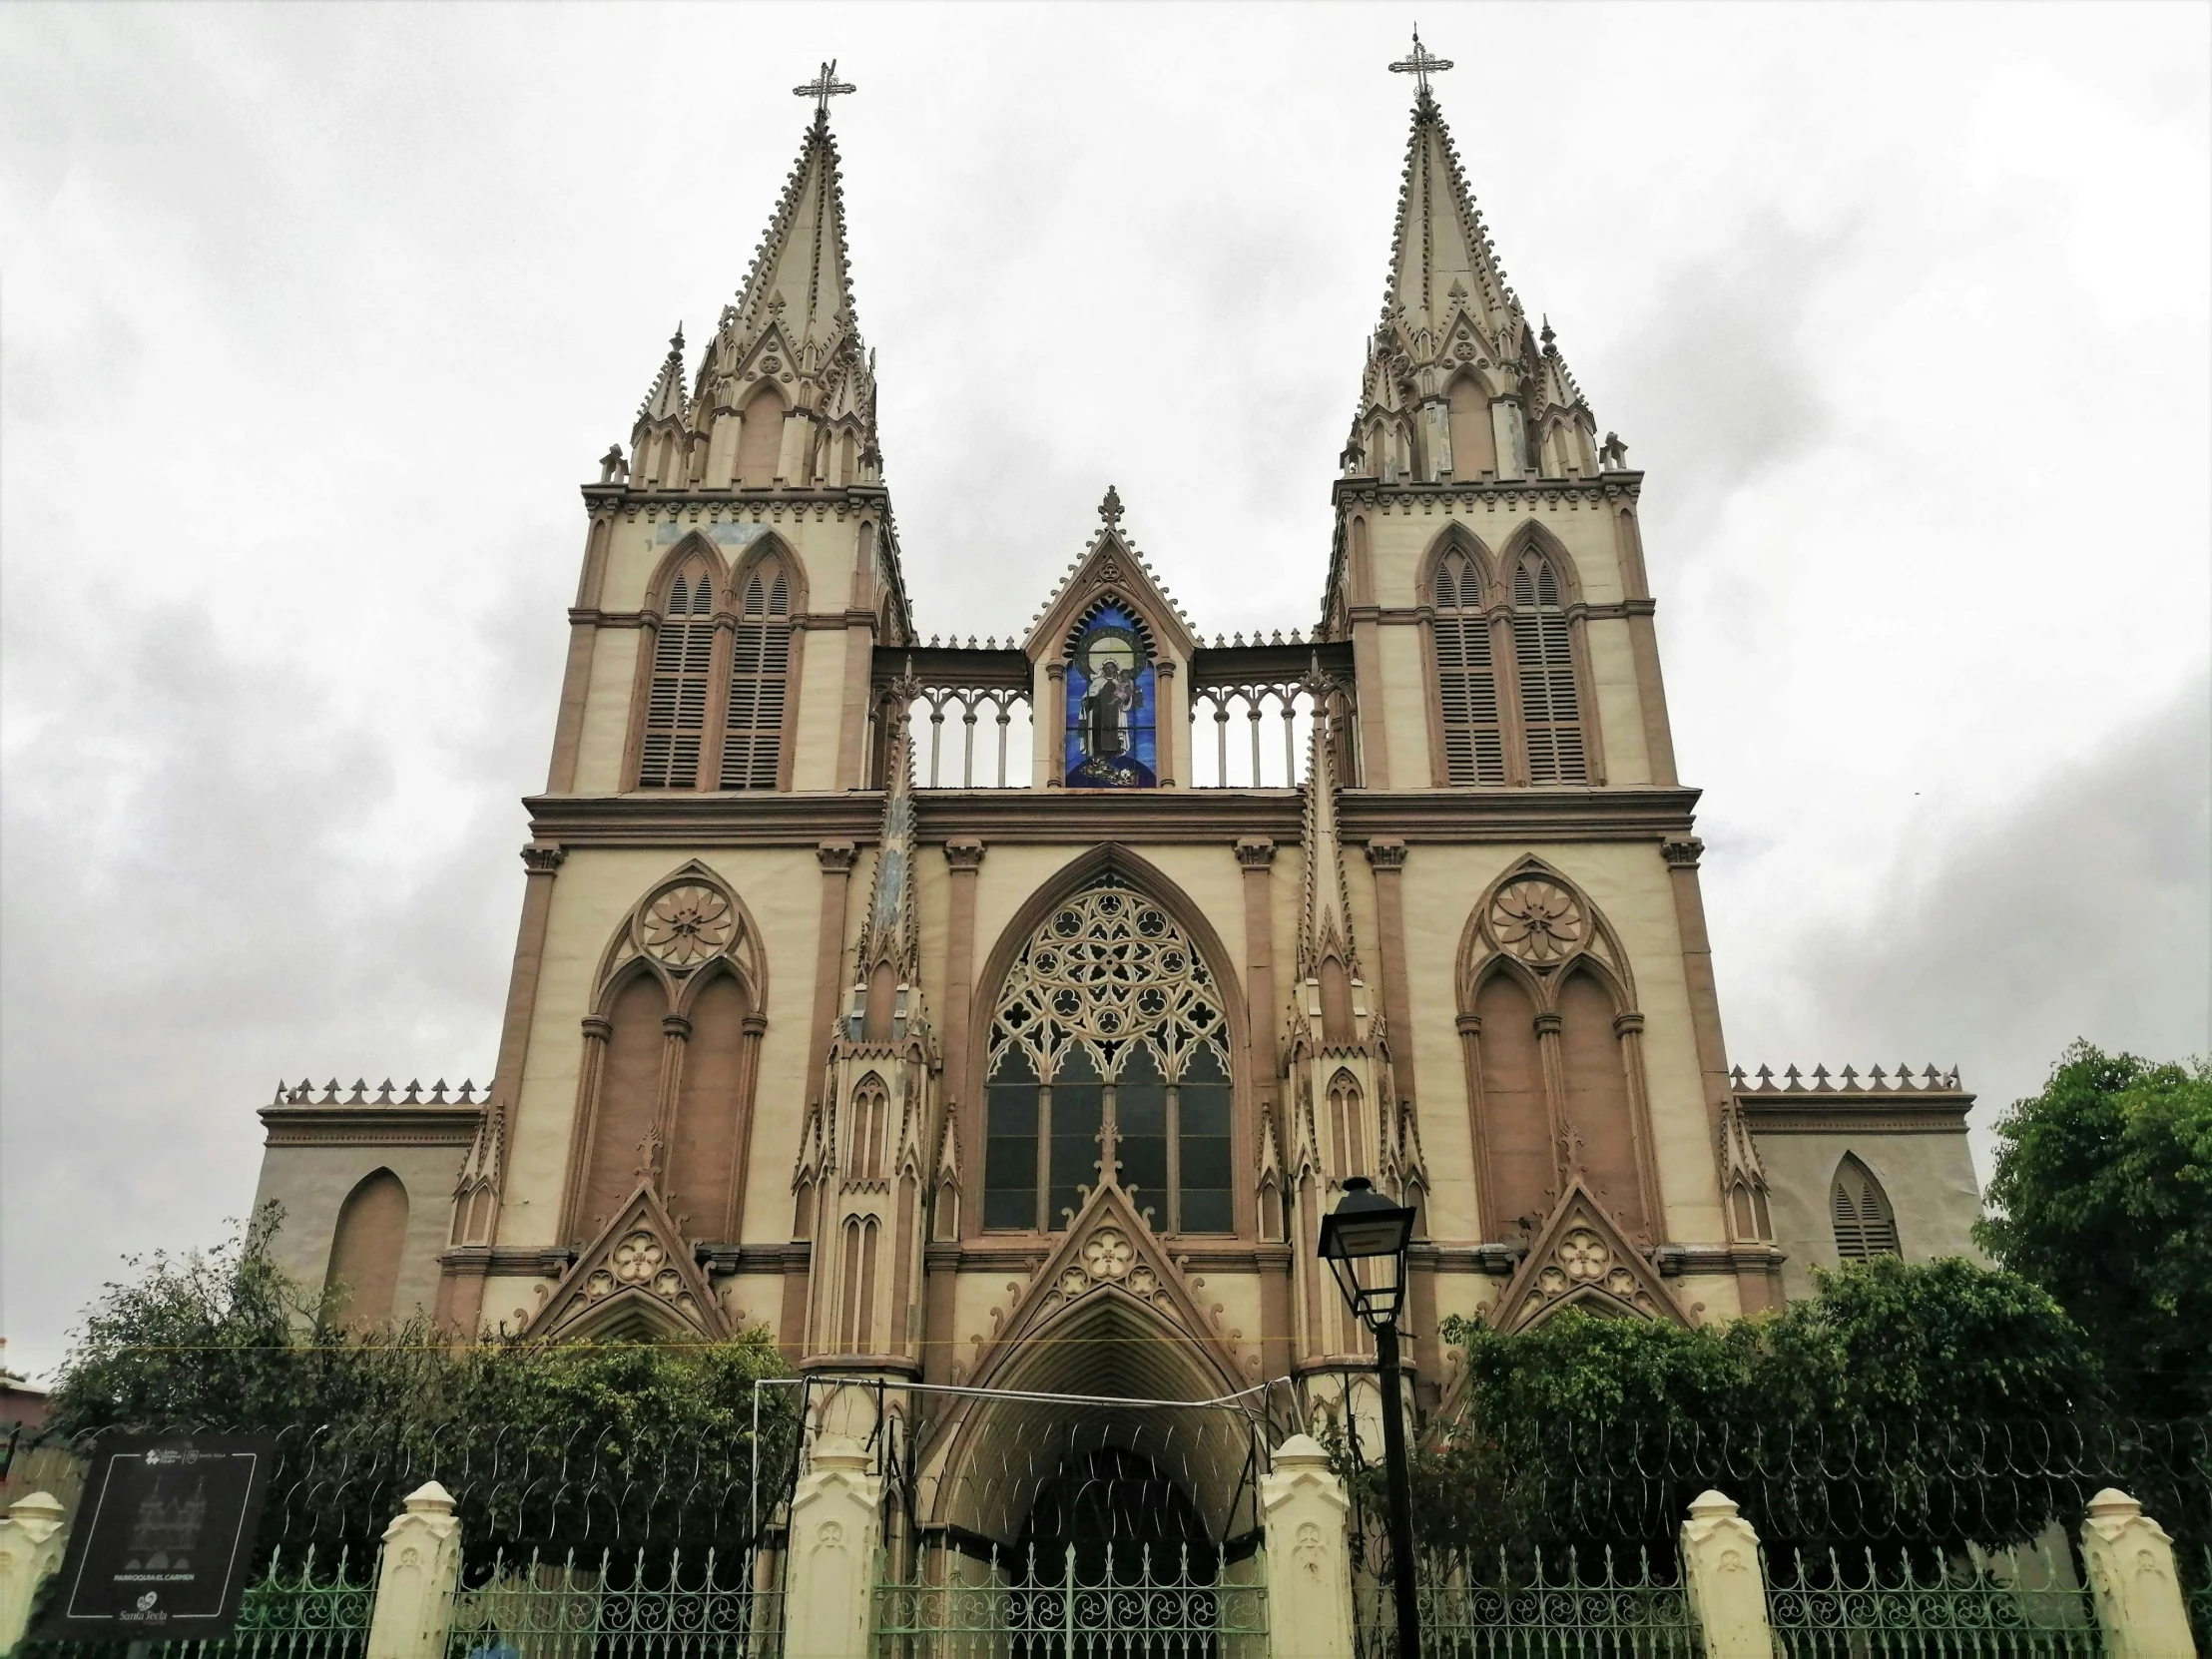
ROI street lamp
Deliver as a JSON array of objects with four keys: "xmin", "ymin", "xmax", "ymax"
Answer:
[{"xmin": 1318, "ymin": 1176, "xmax": 1420, "ymax": 1659}]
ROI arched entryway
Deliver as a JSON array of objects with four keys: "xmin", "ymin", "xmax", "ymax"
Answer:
[{"xmin": 1013, "ymin": 1446, "xmax": 1215, "ymax": 1586}]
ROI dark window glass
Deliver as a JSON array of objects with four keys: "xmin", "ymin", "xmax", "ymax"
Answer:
[
  {"xmin": 1117, "ymin": 1046, "xmax": 1169, "ymax": 1228},
  {"xmin": 1049, "ymin": 1047, "xmax": 1103, "ymax": 1229},
  {"xmin": 984, "ymin": 1050, "xmax": 1039, "ymax": 1231},
  {"xmin": 1178, "ymin": 1046, "xmax": 1233, "ymax": 1233}
]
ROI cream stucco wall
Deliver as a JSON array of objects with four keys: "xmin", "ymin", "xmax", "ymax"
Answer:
[
  {"xmin": 1756, "ymin": 1132, "xmax": 1985, "ymax": 1301},
  {"xmin": 252, "ymin": 1143, "xmax": 466, "ymax": 1325}
]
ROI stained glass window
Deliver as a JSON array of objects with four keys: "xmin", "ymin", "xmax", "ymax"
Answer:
[
  {"xmin": 1064, "ymin": 604, "xmax": 1159, "ymax": 788},
  {"xmin": 982, "ymin": 875, "xmax": 1233, "ymax": 1233}
]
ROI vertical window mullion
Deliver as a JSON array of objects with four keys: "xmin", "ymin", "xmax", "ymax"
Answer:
[
  {"xmin": 1166, "ymin": 1085, "xmax": 1182, "ymax": 1235},
  {"xmin": 1037, "ymin": 1083, "xmax": 1052, "ymax": 1233}
]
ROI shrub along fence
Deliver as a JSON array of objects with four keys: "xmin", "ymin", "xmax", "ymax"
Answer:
[
  {"xmin": 5, "ymin": 1411, "xmax": 2206, "ymax": 1659},
  {"xmin": 1335, "ymin": 1415, "xmax": 2210, "ymax": 1657}
]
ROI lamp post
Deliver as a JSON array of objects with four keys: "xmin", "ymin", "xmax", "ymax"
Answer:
[{"xmin": 1318, "ymin": 1175, "xmax": 1420, "ymax": 1659}]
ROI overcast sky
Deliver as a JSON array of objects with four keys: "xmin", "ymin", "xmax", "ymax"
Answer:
[{"xmin": 3, "ymin": 3, "xmax": 2206, "ymax": 1382}]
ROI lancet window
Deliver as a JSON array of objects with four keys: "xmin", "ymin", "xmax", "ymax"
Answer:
[
  {"xmin": 638, "ymin": 566, "xmax": 717, "ymax": 788},
  {"xmin": 720, "ymin": 555, "xmax": 791, "ymax": 789},
  {"xmin": 1511, "ymin": 552, "xmax": 1587, "ymax": 783},
  {"xmin": 1432, "ymin": 547, "xmax": 1505, "ymax": 785},
  {"xmin": 1831, "ymin": 1155, "xmax": 1900, "ymax": 1262},
  {"xmin": 982, "ymin": 876, "xmax": 1233, "ymax": 1234}
]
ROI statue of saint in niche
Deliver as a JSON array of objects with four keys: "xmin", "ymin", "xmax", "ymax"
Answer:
[{"xmin": 1066, "ymin": 613, "xmax": 1157, "ymax": 788}]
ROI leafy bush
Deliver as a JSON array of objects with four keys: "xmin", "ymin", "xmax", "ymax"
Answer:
[
  {"xmin": 40, "ymin": 1207, "xmax": 796, "ymax": 1557},
  {"xmin": 1408, "ymin": 1257, "xmax": 2106, "ymax": 1553}
]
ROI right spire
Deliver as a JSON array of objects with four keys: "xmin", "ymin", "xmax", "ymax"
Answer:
[{"xmin": 1349, "ymin": 33, "xmax": 1604, "ymax": 483}]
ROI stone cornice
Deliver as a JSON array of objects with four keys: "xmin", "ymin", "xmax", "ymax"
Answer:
[
  {"xmin": 262, "ymin": 1105, "xmax": 481, "ymax": 1146},
  {"xmin": 441, "ymin": 1245, "xmax": 576, "ymax": 1279},
  {"xmin": 694, "ymin": 1242, "xmax": 812, "ymax": 1274},
  {"xmin": 523, "ymin": 786, "xmax": 1702, "ymax": 848},
  {"xmin": 1333, "ymin": 472, "xmax": 1644, "ymax": 513},
  {"xmin": 581, "ymin": 482, "xmax": 892, "ymax": 516},
  {"xmin": 1741, "ymin": 1095, "xmax": 1973, "ymax": 1135},
  {"xmin": 1351, "ymin": 600, "xmax": 1650, "ymax": 626}
]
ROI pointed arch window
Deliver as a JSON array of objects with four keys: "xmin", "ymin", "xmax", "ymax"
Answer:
[
  {"xmin": 982, "ymin": 875, "xmax": 1234, "ymax": 1234},
  {"xmin": 1831, "ymin": 1155, "xmax": 1900, "ymax": 1261},
  {"xmin": 721, "ymin": 555, "xmax": 792, "ymax": 789},
  {"xmin": 1432, "ymin": 548, "xmax": 1505, "ymax": 785},
  {"xmin": 638, "ymin": 567, "xmax": 717, "ymax": 788},
  {"xmin": 1511, "ymin": 552, "xmax": 1587, "ymax": 783}
]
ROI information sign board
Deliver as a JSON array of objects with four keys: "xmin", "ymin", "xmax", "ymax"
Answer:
[{"xmin": 37, "ymin": 1433, "xmax": 275, "ymax": 1641}]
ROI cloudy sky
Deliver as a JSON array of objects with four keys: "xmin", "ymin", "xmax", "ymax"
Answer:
[{"xmin": 3, "ymin": 3, "xmax": 2206, "ymax": 1381}]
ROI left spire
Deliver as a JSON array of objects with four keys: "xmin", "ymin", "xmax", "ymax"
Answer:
[{"xmin": 678, "ymin": 66, "xmax": 881, "ymax": 490}]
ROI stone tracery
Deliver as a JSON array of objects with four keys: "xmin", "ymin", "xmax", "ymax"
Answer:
[{"xmin": 989, "ymin": 877, "xmax": 1228, "ymax": 1084}]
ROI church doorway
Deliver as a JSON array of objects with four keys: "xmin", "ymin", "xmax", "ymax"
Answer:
[{"xmin": 1011, "ymin": 1445, "xmax": 1216, "ymax": 1587}]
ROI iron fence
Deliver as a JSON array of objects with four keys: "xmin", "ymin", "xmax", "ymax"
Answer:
[
  {"xmin": 1330, "ymin": 1414, "xmax": 2208, "ymax": 1658},
  {"xmin": 1357, "ymin": 1545, "xmax": 1693, "ymax": 1659},
  {"xmin": 873, "ymin": 1540, "xmax": 1267, "ymax": 1659},
  {"xmin": 10, "ymin": 1542, "xmax": 377, "ymax": 1659},
  {"xmin": 1764, "ymin": 1538, "xmax": 2098, "ymax": 1657},
  {"xmin": 445, "ymin": 1545, "xmax": 782, "ymax": 1659}
]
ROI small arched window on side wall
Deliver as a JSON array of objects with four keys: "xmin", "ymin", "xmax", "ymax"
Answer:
[
  {"xmin": 638, "ymin": 565, "xmax": 717, "ymax": 788},
  {"xmin": 1831, "ymin": 1155, "xmax": 1901, "ymax": 1262},
  {"xmin": 1432, "ymin": 548, "xmax": 1505, "ymax": 784},
  {"xmin": 721, "ymin": 554, "xmax": 792, "ymax": 789},
  {"xmin": 1510, "ymin": 552, "xmax": 1587, "ymax": 783},
  {"xmin": 325, "ymin": 1169, "xmax": 408, "ymax": 1329}
]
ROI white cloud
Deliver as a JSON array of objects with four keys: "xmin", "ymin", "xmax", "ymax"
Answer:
[{"xmin": 4, "ymin": 1, "xmax": 2206, "ymax": 1378}]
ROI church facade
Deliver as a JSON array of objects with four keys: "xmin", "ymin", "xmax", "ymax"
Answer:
[{"xmin": 251, "ymin": 62, "xmax": 1985, "ymax": 1448}]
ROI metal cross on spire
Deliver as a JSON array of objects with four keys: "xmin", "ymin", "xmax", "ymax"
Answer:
[
  {"xmin": 1388, "ymin": 27, "xmax": 1453, "ymax": 98},
  {"xmin": 794, "ymin": 60, "xmax": 856, "ymax": 118}
]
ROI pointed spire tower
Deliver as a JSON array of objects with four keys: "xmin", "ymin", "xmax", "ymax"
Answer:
[
  {"xmin": 1346, "ymin": 32, "xmax": 1600, "ymax": 485},
  {"xmin": 800, "ymin": 670, "xmax": 939, "ymax": 1367},
  {"xmin": 626, "ymin": 325, "xmax": 692, "ymax": 487},
  {"xmin": 1285, "ymin": 709, "xmax": 1422, "ymax": 1366},
  {"xmin": 690, "ymin": 63, "xmax": 882, "ymax": 491}
]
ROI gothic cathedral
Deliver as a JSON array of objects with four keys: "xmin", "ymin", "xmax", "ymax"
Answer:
[{"xmin": 254, "ymin": 54, "xmax": 1984, "ymax": 1456}]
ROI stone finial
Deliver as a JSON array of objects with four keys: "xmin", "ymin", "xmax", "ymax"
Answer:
[
  {"xmin": 1099, "ymin": 484, "xmax": 1124, "ymax": 529},
  {"xmin": 0, "ymin": 1491, "xmax": 70, "ymax": 1653},
  {"xmin": 2080, "ymin": 1488, "xmax": 2194, "ymax": 1658},
  {"xmin": 366, "ymin": 1482, "xmax": 463, "ymax": 1659},
  {"xmin": 1679, "ymin": 1490, "xmax": 1774, "ymax": 1658},
  {"xmin": 784, "ymin": 1434, "xmax": 883, "ymax": 1659},
  {"xmin": 1260, "ymin": 1436, "xmax": 1355, "ymax": 1659}
]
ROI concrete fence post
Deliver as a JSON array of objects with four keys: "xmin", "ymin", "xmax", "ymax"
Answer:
[
  {"xmin": 0, "ymin": 1492, "xmax": 68, "ymax": 1656},
  {"xmin": 1259, "ymin": 1433, "xmax": 1356, "ymax": 1659},
  {"xmin": 2080, "ymin": 1488, "xmax": 2198, "ymax": 1659},
  {"xmin": 782, "ymin": 1436, "xmax": 882, "ymax": 1659},
  {"xmin": 1679, "ymin": 1489, "xmax": 1774, "ymax": 1659},
  {"xmin": 365, "ymin": 1481, "xmax": 463, "ymax": 1659}
]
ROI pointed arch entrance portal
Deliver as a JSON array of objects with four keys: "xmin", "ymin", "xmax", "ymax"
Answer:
[{"xmin": 1013, "ymin": 1445, "xmax": 1214, "ymax": 1586}]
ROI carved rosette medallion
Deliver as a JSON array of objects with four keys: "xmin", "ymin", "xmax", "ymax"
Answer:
[
  {"xmin": 1520, "ymin": 1224, "xmax": 1658, "ymax": 1325},
  {"xmin": 1488, "ymin": 877, "xmax": 1584, "ymax": 966},
  {"xmin": 1039, "ymin": 1223, "xmax": 1178, "ymax": 1323},
  {"xmin": 641, "ymin": 884, "xmax": 736, "ymax": 967},
  {"xmin": 569, "ymin": 1230, "xmax": 702, "ymax": 1323}
]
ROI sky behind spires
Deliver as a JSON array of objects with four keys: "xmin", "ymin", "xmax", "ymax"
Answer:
[{"xmin": 3, "ymin": 2, "xmax": 2207, "ymax": 1381}]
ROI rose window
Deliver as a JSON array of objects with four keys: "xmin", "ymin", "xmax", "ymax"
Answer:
[
  {"xmin": 641, "ymin": 884, "xmax": 736, "ymax": 966},
  {"xmin": 1489, "ymin": 878, "xmax": 1585, "ymax": 965}
]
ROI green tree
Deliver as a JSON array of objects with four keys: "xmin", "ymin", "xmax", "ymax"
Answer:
[
  {"xmin": 1422, "ymin": 1258, "xmax": 2100, "ymax": 1552},
  {"xmin": 44, "ymin": 1209, "xmax": 796, "ymax": 1556},
  {"xmin": 1975, "ymin": 1042, "xmax": 2212, "ymax": 1416}
]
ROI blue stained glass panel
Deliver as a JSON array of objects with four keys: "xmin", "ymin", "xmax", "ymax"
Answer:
[{"xmin": 1064, "ymin": 604, "xmax": 1158, "ymax": 788}]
